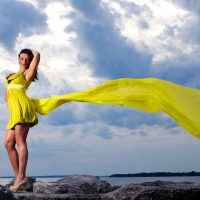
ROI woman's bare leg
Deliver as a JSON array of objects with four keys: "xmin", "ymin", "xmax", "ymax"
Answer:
[
  {"xmin": 14, "ymin": 124, "xmax": 29, "ymax": 186},
  {"xmin": 4, "ymin": 129, "xmax": 19, "ymax": 178}
]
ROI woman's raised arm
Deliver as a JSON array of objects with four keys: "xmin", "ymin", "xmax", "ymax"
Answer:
[{"xmin": 24, "ymin": 49, "xmax": 40, "ymax": 81}]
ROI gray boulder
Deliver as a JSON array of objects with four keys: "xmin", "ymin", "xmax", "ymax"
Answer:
[
  {"xmin": 0, "ymin": 185, "xmax": 15, "ymax": 200},
  {"xmin": 34, "ymin": 181, "xmax": 83, "ymax": 194},
  {"xmin": 33, "ymin": 174, "xmax": 117, "ymax": 194},
  {"xmin": 55, "ymin": 174, "xmax": 115, "ymax": 194},
  {"xmin": 101, "ymin": 180, "xmax": 200, "ymax": 200}
]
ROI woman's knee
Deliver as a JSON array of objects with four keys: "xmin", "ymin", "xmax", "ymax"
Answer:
[
  {"xmin": 15, "ymin": 139, "xmax": 27, "ymax": 148},
  {"xmin": 4, "ymin": 139, "xmax": 15, "ymax": 150},
  {"xmin": 4, "ymin": 129, "xmax": 16, "ymax": 150}
]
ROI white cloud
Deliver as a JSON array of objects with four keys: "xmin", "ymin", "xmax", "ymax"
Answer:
[
  {"xmin": 45, "ymin": 1, "xmax": 73, "ymax": 33},
  {"xmin": 101, "ymin": 0, "xmax": 200, "ymax": 63}
]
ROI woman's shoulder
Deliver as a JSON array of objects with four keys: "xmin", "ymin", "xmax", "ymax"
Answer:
[
  {"xmin": 6, "ymin": 72, "xmax": 16, "ymax": 79},
  {"xmin": 5, "ymin": 71, "xmax": 22, "ymax": 84}
]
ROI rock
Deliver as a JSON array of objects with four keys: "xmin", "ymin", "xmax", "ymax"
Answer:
[
  {"xmin": 13, "ymin": 193, "xmax": 101, "ymax": 199},
  {"xmin": 55, "ymin": 174, "xmax": 115, "ymax": 194},
  {"xmin": 5, "ymin": 176, "xmax": 36, "ymax": 192},
  {"xmin": 101, "ymin": 181, "xmax": 200, "ymax": 200},
  {"xmin": 0, "ymin": 185, "xmax": 15, "ymax": 200},
  {"xmin": 7, "ymin": 179, "xmax": 200, "ymax": 199},
  {"xmin": 140, "ymin": 180, "xmax": 176, "ymax": 186},
  {"xmin": 34, "ymin": 181, "xmax": 83, "ymax": 194},
  {"xmin": 33, "ymin": 174, "xmax": 116, "ymax": 195}
]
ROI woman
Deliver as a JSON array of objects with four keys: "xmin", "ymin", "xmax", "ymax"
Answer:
[{"xmin": 4, "ymin": 49, "xmax": 40, "ymax": 192}]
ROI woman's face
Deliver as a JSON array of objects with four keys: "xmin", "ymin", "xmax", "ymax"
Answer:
[{"xmin": 18, "ymin": 53, "xmax": 31, "ymax": 69}]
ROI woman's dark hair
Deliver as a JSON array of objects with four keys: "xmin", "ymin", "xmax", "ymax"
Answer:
[{"xmin": 19, "ymin": 49, "xmax": 39, "ymax": 82}]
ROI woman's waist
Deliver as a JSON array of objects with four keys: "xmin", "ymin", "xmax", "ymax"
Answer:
[{"xmin": 7, "ymin": 84, "xmax": 27, "ymax": 92}]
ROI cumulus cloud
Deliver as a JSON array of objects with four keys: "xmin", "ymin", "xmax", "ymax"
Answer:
[
  {"xmin": 0, "ymin": 0, "xmax": 48, "ymax": 50},
  {"xmin": 172, "ymin": 0, "xmax": 200, "ymax": 14},
  {"xmin": 65, "ymin": 0, "xmax": 153, "ymax": 79},
  {"xmin": 99, "ymin": 0, "xmax": 200, "ymax": 85}
]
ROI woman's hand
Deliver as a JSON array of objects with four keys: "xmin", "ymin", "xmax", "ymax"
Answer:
[{"xmin": 4, "ymin": 89, "xmax": 8, "ymax": 102}]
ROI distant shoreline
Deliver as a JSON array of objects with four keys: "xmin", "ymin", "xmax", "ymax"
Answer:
[{"xmin": 110, "ymin": 171, "xmax": 200, "ymax": 177}]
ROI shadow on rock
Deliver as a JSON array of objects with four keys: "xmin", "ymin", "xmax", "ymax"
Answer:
[{"xmin": 0, "ymin": 185, "xmax": 15, "ymax": 200}]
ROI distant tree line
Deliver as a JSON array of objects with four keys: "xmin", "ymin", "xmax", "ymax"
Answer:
[{"xmin": 109, "ymin": 171, "xmax": 200, "ymax": 177}]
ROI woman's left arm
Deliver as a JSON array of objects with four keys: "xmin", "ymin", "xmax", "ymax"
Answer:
[
  {"xmin": 4, "ymin": 89, "xmax": 8, "ymax": 102},
  {"xmin": 25, "ymin": 49, "xmax": 40, "ymax": 81}
]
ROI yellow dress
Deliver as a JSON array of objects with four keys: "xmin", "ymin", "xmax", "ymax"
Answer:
[{"xmin": 5, "ymin": 71, "xmax": 38, "ymax": 129}]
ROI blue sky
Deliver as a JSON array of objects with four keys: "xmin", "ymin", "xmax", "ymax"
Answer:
[{"xmin": 0, "ymin": 0, "xmax": 200, "ymax": 176}]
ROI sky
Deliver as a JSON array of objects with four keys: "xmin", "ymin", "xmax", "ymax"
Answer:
[{"xmin": 0, "ymin": 0, "xmax": 200, "ymax": 177}]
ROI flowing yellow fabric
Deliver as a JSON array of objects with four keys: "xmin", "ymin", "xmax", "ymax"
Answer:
[{"xmin": 30, "ymin": 78, "xmax": 200, "ymax": 139}]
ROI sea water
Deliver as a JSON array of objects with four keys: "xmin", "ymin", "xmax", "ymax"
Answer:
[{"xmin": 1, "ymin": 176, "xmax": 200, "ymax": 187}]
